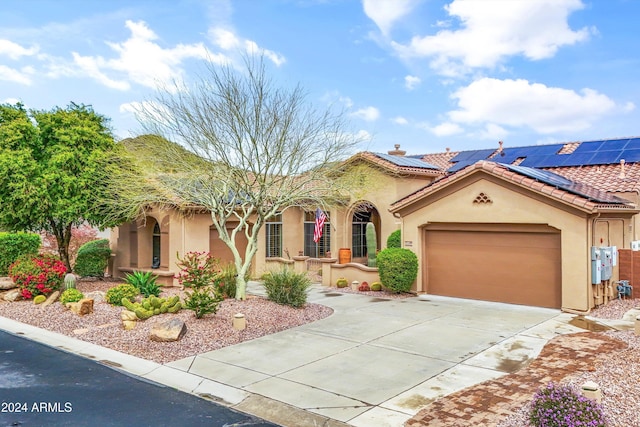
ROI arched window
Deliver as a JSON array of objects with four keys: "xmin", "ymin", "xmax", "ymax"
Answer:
[{"xmin": 152, "ymin": 222, "xmax": 161, "ymax": 269}]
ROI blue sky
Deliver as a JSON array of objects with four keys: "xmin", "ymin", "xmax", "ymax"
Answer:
[{"xmin": 1, "ymin": 0, "xmax": 638, "ymax": 155}]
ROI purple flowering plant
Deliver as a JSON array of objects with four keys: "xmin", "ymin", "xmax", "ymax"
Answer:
[{"xmin": 529, "ymin": 382, "xmax": 607, "ymax": 427}]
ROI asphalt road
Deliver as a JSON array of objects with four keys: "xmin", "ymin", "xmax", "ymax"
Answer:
[{"xmin": 0, "ymin": 330, "xmax": 278, "ymax": 427}]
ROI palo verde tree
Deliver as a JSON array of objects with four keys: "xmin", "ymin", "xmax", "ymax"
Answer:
[
  {"xmin": 0, "ymin": 102, "xmax": 125, "ymax": 272},
  {"xmin": 111, "ymin": 55, "xmax": 363, "ymax": 300}
]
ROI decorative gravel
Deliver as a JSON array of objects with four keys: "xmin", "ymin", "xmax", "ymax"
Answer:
[
  {"xmin": 498, "ymin": 298, "xmax": 640, "ymax": 427},
  {"xmin": 0, "ymin": 279, "xmax": 333, "ymax": 364}
]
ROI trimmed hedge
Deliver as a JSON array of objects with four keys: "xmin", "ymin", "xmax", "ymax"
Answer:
[
  {"xmin": 0, "ymin": 232, "xmax": 41, "ymax": 276},
  {"xmin": 386, "ymin": 230, "xmax": 401, "ymax": 248},
  {"xmin": 74, "ymin": 239, "xmax": 111, "ymax": 277},
  {"xmin": 376, "ymin": 248, "xmax": 418, "ymax": 293}
]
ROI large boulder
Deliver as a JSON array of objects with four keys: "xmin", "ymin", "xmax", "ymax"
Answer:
[
  {"xmin": 0, "ymin": 277, "xmax": 15, "ymax": 290},
  {"xmin": 150, "ymin": 318, "xmax": 187, "ymax": 342}
]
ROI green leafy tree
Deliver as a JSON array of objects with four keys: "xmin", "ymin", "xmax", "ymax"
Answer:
[
  {"xmin": 108, "ymin": 55, "xmax": 363, "ymax": 300},
  {"xmin": 0, "ymin": 102, "xmax": 126, "ymax": 272}
]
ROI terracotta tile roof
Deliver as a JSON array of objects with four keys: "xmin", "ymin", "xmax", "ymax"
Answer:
[
  {"xmin": 390, "ymin": 161, "xmax": 637, "ymax": 213},
  {"xmin": 420, "ymin": 151, "xmax": 460, "ymax": 170},
  {"xmin": 546, "ymin": 163, "xmax": 640, "ymax": 193}
]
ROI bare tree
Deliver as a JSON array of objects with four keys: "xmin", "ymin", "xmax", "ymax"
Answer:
[{"xmin": 113, "ymin": 55, "xmax": 363, "ymax": 299}]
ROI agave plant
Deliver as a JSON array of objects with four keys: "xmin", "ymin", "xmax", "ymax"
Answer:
[{"xmin": 125, "ymin": 271, "xmax": 161, "ymax": 298}]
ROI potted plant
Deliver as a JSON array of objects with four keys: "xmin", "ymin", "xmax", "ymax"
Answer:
[{"xmin": 336, "ymin": 277, "xmax": 348, "ymax": 288}]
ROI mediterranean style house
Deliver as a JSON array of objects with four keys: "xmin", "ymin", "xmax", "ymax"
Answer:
[{"xmin": 109, "ymin": 137, "xmax": 640, "ymax": 313}]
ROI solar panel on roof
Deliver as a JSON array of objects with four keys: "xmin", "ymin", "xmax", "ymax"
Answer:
[
  {"xmin": 450, "ymin": 149, "xmax": 495, "ymax": 163},
  {"xmin": 588, "ymin": 151, "xmax": 622, "ymax": 165},
  {"xmin": 573, "ymin": 140, "xmax": 604, "ymax": 153},
  {"xmin": 447, "ymin": 160, "xmax": 475, "ymax": 172},
  {"xmin": 597, "ymin": 139, "xmax": 630, "ymax": 151},
  {"xmin": 501, "ymin": 163, "xmax": 628, "ymax": 204},
  {"xmin": 619, "ymin": 149, "xmax": 640, "ymax": 163},
  {"xmin": 559, "ymin": 152, "xmax": 596, "ymax": 167},
  {"xmin": 623, "ymin": 138, "xmax": 640, "ymax": 151},
  {"xmin": 374, "ymin": 153, "xmax": 440, "ymax": 169},
  {"xmin": 527, "ymin": 144, "xmax": 565, "ymax": 155}
]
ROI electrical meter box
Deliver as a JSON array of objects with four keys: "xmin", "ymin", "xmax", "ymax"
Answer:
[
  {"xmin": 633, "ymin": 241, "xmax": 640, "ymax": 251},
  {"xmin": 599, "ymin": 247, "xmax": 613, "ymax": 281},
  {"xmin": 591, "ymin": 246, "xmax": 602, "ymax": 284},
  {"xmin": 611, "ymin": 246, "xmax": 617, "ymax": 266}
]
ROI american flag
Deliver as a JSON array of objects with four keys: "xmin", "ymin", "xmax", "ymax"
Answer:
[{"xmin": 313, "ymin": 208, "xmax": 327, "ymax": 243}]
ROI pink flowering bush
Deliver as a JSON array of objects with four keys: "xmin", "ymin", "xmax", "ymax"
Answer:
[
  {"xmin": 175, "ymin": 251, "xmax": 224, "ymax": 318},
  {"xmin": 9, "ymin": 254, "xmax": 67, "ymax": 300},
  {"xmin": 175, "ymin": 251, "xmax": 220, "ymax": 290},
  {"xmin": 529, "ymin": 382, "xmax": 607, "ymax": 427}
]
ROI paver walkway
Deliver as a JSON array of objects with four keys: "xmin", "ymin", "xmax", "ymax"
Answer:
[{"xmin": 405, "ymin": 332, "xmax": 626, "ymax": 426}]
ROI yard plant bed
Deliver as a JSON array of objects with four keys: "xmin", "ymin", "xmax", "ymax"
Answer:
[{"xmin": 0, "ymin": 279, "xmax": 333, "ymax": 364}]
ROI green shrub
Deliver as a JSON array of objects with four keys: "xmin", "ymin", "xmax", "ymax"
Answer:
[
  {"xmin": 74, "ymin": 239, "xmax": 111, "ymax": 278},
  {"xmin": 125, "ymin": 271, "xmax": 161, "ymax": 298},
  {"xmin": 183, "ymin": 287, "xmax": 223, "ymax": 319},
  {"xmin": 9, "ymin": 254, "xmax": 66, "ymax": 300},
  {"xmin": 215, "ymin": 262, "xmax": 246, "ymax": 299},
  {"xmin": 60, "ymin": 288, "xmax": 84, "ymax": 304},
  {"xmin": 386, "ymin": 230, "xmax": 401, "ymax": 248},
  {"xmin": 376, "ymin": 248, "xmax": 418, "ymax": 293},
  {"xmin": 262, "ymin": 268, "xmax": 311, "ymax": 308},
  {"xmin": 105, "ymin": 283, "xmax": 139, "ymax": 306},
  {"xmin": 0, "ymin": 232, "xmax": 41, "ymax": 276},
  {"xmin": 529, "ymin": 382, "xmax": 607, "ymax": 427}
]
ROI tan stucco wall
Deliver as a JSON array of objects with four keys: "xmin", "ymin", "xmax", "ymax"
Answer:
[{"xmin": 396, "ymin": 174, "xmax": 592, "ymax": 312}]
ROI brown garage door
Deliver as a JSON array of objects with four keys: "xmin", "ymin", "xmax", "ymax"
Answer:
[{"xmin": 424, "ymin": 224, "xmax": 561, "ymax": 308}]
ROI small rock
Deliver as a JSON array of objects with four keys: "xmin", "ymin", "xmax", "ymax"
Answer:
[
  {"xmin": 84, "ymin": 291, "xmax": 106, "ymax": 303},
  {"xmin": 622, "ymin": 308, "xmax": 640, "ymax": 322},
  {"xmin": 40, "ymin": 291, "xmax": 60, "ymax": 307},
  {"xmin": 0, "ymin": 277, "xmax": 16, "ymax": 290},
  {"xmin": 121, "ymin": 310, "xmax": 138, "ymax": 322},
  {"xmin": 67, "ymin": 298, "xmax": 94, "ymax": 316},
  {"xmin": 150, "ymin": 318, "xmax": 187, "ymax": 342},
  {"xmin": 123, "ymin": 320, "xmax": 137, "ymax": 330},
  {"xmin": 3, "ymin": 289, "xmax": 22, "ymax": 302}
]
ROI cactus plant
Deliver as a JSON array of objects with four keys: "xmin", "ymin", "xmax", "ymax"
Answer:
[
  {"xmin": 121, "ymin": 295, "xmax": 182, "ymax": 320},
  {"xmin": 336, "ymin": 277, "xmax": 348, "ymax": 288},
  {"xmin": 366, "ymin": 222, "xmax": 377, "ymax": 267},
  {"xmin": 370, "ymin": 281, "xmax": 382, "ymax": 291},
  {"xmin": 64, "ymin": 273, "xmax": 77, "ymax": 290}
]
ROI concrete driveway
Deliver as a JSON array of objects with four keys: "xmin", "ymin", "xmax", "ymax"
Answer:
[
  {"xmin": 165, "ymin": 284, "xmax": 585, "ymax": 426},
  {"xmin": 0, "ymin": 284, "xmax": 587, "ymax": 427}
]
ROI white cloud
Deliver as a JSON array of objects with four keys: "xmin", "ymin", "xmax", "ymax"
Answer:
[
  {"xmin": 362, "ymin": 0, "xmax": 420, "ymax": 36},
  {"xmin": 428, "ymin": 121, "xmax": 463, "ymax": 136},
  {"xmin": 209, "ymin": 28, "xmax": 286, "ymax": 66},
  {"xmin": 448, "ymin": 78, "xmax": 617, "ymax": 134},
  {"xmin": 72, "ymin": 20, "xmax": 211, "ymax": 91},
  {"xmin": 0, "ymin": 39, "xmax": 38, "ymax": 59},
  {"xmin": 479, "ymin": 123, "xmax": 508, "ymax": 140},
  {"xmin": 404, "ymin": 75, "xmax": 421, "ymax": 90},
  {"xmin": 351, "ymin": 106, "xmax": 380, "ymax": 122},
  {"xmin": 391, "ymin": 0, "xmax": 591, "ymax": 76},
  {"xmin": 2, "ymin": 97, "xmax": 21, "ymax": 105},
  {"xmin": 0, "ymin": 65, "xmax": 34, "ymax": 85},
  {"xmin": 392, "ymin": 116, "xmax": 408, "ymax": 125}
]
